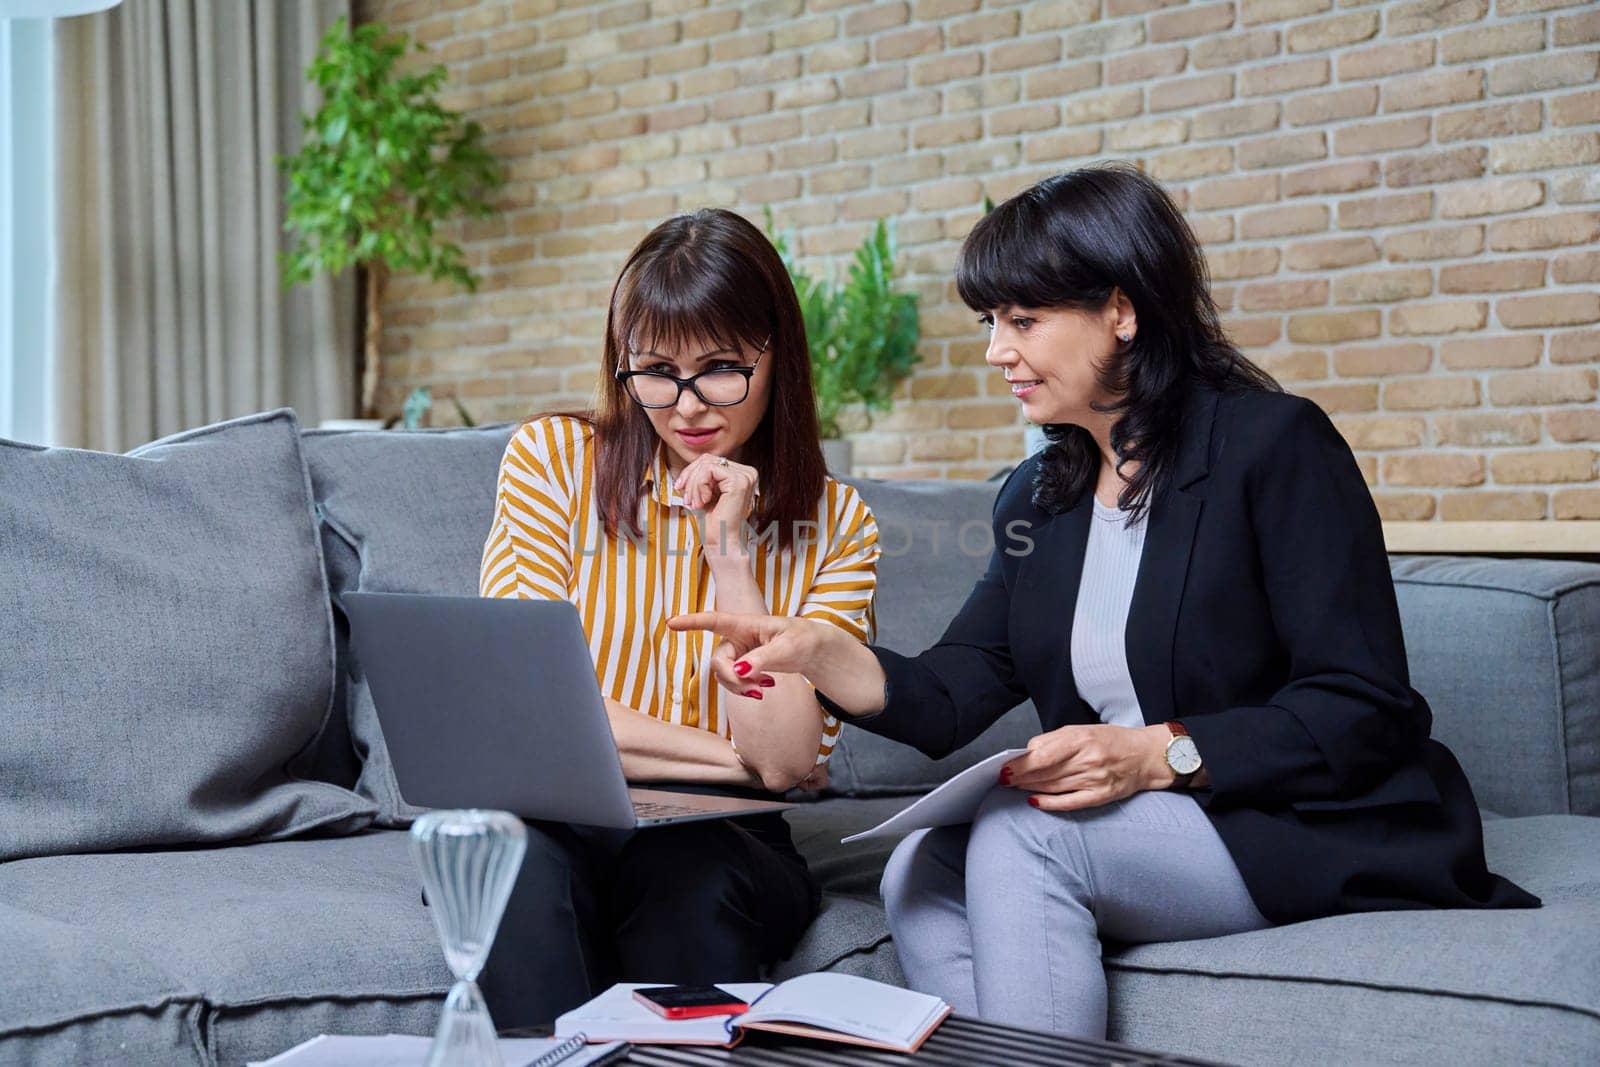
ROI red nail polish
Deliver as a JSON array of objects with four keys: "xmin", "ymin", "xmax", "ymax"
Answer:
[
  {"xmin": 734, "ymin": 661, "xmax": 751, "ymax": 677},
  {"xmin": 759, "ymin": 677, "xmax": 776, "ymax": 688},
  {"xmin": 1027, "ymin": 796, "xmax": 1040, "ymax": 808},
  {"xmin": 999, "ymin": 768, "xmax": 1011, "ymax": 786},
  {"xmin": 745, "ymin": 689, "xmax": 762, "ymax": 700}
]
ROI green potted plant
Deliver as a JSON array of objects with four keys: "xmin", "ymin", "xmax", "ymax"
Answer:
[
  {"xmin": 768, "ymin": 213, "xmax": 921, "ymax": 475},
  {"xmin": 279, "ymin": 16, "xmax": 504, "ymax": 423}
]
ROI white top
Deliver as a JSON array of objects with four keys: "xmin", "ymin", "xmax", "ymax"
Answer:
[{"xmin": 1070, "ymin": 495, "xmax": 1148, "ymax": 729}]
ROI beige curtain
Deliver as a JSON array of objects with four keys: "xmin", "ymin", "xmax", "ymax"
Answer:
[{"xmin": 53, "ymin": 0, "xmax": 353, "ymax": 452}]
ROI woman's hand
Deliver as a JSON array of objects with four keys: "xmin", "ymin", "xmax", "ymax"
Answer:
[
  {"xmin": 666, "ymin": 610, "xmax": 889, "ymax": 719},
  {"xmin": 674, "ymin": 454, "xmax": 758, "ymax": 556},
  {"xmin": 1000, "ymin": 724, "xmax": 1177, "ymax": 812}
]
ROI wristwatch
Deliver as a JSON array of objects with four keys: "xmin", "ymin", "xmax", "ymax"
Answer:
[{"xmin": 1163, "ymin": 720, "xmax": 1202, "ymax": 787}]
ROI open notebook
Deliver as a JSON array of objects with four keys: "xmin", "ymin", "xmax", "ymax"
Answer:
[{"xmin": 555, "ymin": 974, "xmax": 951, "ymax": 1054}]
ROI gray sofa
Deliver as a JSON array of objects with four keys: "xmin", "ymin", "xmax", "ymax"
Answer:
[{"xmin": 2, "ymin": 412, "xmax": 1596, "ymax": 1066}]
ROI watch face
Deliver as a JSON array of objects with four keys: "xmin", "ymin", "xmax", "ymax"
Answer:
[{"xmin": 1168, "ymin": 736, "xmax": 1202, "ymax": 775}]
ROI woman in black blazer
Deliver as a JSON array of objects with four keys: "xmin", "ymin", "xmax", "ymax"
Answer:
[{"xmin": 670, "ymin": 163, "xmax": 1538, "ymax": 1039}]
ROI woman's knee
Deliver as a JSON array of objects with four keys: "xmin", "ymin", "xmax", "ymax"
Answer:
[
  {"xmin": 971, "ymin": 785, "xmax": 1073, "ymax": 850},
  {"xmin": 611, "ymin": 822, "xmax": 816, "ymax": 976},
  {"xmin": 498, "ymin": 822, "xmax": 586, "ymax": 924},
  {"xmin": 879, "ymin": 825, "xmax": 963, "ymax": 914},
  {"xmin": 611, "ymin": 822, "xmax": 750, "ymax": 906},
  {"xmin": 523, "ymin": 820, "xmax": 581, "ymax": 868},
  {"xmin": 879, "ymin": 828, "xmax": 926, "ymax": 909}
]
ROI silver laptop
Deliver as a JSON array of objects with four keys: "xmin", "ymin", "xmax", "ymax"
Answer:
[{"xmin": 342, "ymin": 591, "xmax": 796, "ymax": 830}]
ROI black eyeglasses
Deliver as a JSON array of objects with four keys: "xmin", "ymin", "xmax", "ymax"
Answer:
[{"xmin": 615, "ymin": 338, "xmax": 770, "ymax": 409}]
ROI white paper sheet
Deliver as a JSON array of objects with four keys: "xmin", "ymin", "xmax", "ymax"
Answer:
[{"xmin": 841, "ymin": 748, "xmax": 1030, "ymax": 844}]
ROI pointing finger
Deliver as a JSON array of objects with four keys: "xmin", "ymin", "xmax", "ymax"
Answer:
[{"xmin": 667, "ymin": 610, "xmax": 754, "ymax": 642}]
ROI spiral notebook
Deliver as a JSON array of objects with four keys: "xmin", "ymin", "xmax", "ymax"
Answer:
[{"xmin": 250, "ymin": 1032, "xmax": 627, "ymax": 1067}]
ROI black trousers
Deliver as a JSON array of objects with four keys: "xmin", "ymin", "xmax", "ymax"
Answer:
[{"xmin": 469, "ymin": 804, "xmax": 821, "ymax": 1030}]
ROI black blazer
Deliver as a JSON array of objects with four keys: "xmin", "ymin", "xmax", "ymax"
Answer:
[{"xmin": 827, "ymin": 385, "xmax": 1539, "ymax": 924}]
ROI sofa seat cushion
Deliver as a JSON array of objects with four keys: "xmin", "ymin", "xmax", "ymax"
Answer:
[
  {"xmin": 1106, "ymin": 813, "xmax": 1600, "ymax": 1065},
  {"xmin": 0, "ymin": 902, "xmax": 203, "ymax": 1063},
  {"xmin": 1110, "ymin": 812, "xmax": 1598, "ymax": 1005},
  {"xmin": 301, "ymin": 423, "xmax": 518, "ymax": 827},
  {"xmin": 0, "ymin": 832, "xmax": 450, "ymax": 1065},
  {"xmin": 0, "ymin": 409, "xmax": 375, "ymax": 862},
  {"xmin": 770, "ymin": 894, "xmax": 902, "ymax": 984}
]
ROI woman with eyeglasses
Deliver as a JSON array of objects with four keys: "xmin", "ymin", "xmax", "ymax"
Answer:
[{"xmin": 473, "ymin": 207, "xmax": 881, "ymax": 1027}]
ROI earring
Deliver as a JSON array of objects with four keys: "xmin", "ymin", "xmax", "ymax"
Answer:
[{"xmin": 1118, "ymin": 333, "xmax": 1131, "ymax": 342}]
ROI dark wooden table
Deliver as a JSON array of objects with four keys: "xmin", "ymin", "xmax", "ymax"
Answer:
[{"xmin": 510, "ymin": 1016, "xmax": 1235, "ymax": 1066}]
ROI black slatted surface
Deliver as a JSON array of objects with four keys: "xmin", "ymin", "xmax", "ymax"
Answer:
[{"xmin": 601, "ymin": 1016, "xmax": 1233, "ymax": 1066}]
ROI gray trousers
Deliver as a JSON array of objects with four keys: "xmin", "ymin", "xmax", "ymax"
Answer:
[{"xmin": 880, "ymin": 786, "xmax": 1273, "ymax": 1039}]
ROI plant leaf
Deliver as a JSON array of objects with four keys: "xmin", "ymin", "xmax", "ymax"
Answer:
[
  {"xmin": 278, "ymin": 16, "xmax": 505, "ymax": 295},
  {"xmin": 767, "ymin": 213, "xmax": 921, "ymax": 439}
]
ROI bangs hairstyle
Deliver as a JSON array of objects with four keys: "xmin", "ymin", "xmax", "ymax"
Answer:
[
  {"xmin": 956, "ymin": 161, "xmax": 1279, "ymax": 520},
  {"xmin": 546, "ymin": 208, "xmax": 826, "ymax": 551}
]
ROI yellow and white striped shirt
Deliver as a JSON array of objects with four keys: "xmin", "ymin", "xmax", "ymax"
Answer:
[{"xmin": 479, "ymin": 415, "xmax": 880, "ymax": 766}]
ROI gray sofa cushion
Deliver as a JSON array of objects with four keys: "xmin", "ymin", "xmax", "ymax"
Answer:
[
  {"xmin": 0, "ymin": 832, "xmax": 450, "ymax": 1066},
  {"xmin": 301, "ymin": 423, "xmax": 518, "ymax": 827},
  {"xmin": 1106, "ymin": 813, "xmax": 1600, "ymax": 1065},
  {"xmin": 209, "ymin": 997, "xmax": 441, "ymax": 1067},
  {"xmin": 1114, "ymin": 969, "xmax": 1593, "ymax": 1067},
  {"xmin": 770, "ymin": 894, "xmax": 903, "ymax": 985},
  {"xmin": 0, "ymin": 902, "xmax": 203, "ymax": 1063},
  {"xmin": 1390, "ymin": 556, "xmax": 1600, "ymax": 817},
  {"xmin": 0, "ymin": 409, "xmax": 374, "ymax": 862},
  {"xmin": 831, "ymin": 476, "xmax": 1038, "ymax": 795}
]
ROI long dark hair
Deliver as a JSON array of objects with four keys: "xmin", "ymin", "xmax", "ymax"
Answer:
[
  {"xmin": 544, "ymin": 208, "xmax": 826, "ymax": 552},
  {"xmin": 955, "ymin": 161, "xmax": 1280, "ymax": 520}
]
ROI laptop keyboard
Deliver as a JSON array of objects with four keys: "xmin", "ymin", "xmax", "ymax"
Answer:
[{"xmin": 632, "ymin": 800, "xmax": 718, "ymax": 819}]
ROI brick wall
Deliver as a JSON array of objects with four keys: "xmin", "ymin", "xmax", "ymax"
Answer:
[{"xmin": 355, "ymin": 0, "xmax": 1600, "ymax": 520}]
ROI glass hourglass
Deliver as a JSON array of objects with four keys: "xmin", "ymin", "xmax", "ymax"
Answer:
[{"xmin": 410, "ymin": 809, "xmax": 528, "ymax": 1067}]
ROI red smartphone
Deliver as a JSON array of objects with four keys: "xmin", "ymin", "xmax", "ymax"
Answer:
[{"xmin": 631, "ymin": 984, "xmax": 749, "ymax": 1020}]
